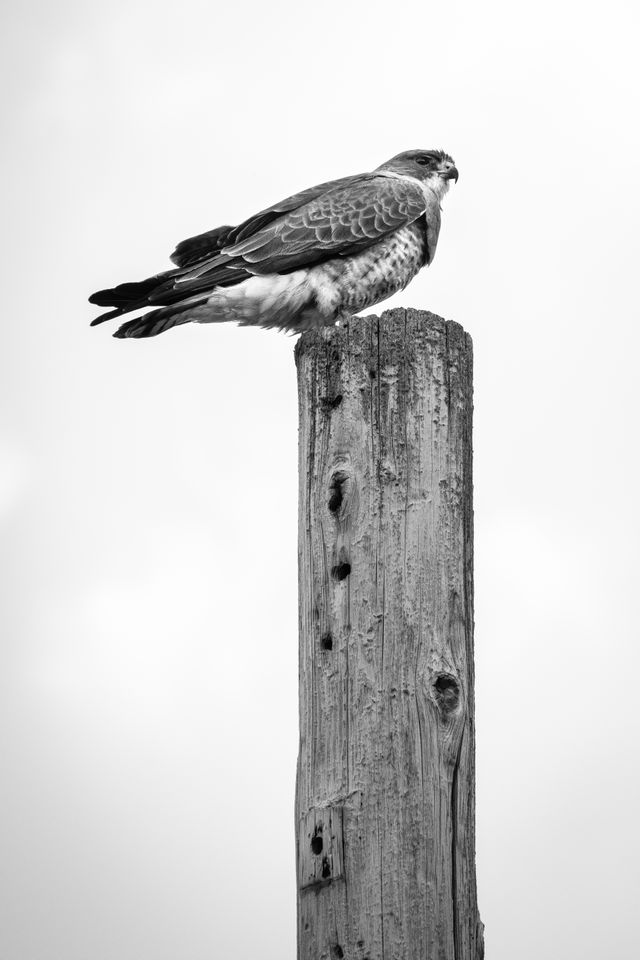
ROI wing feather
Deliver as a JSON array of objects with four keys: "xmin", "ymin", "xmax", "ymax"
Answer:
[
  {"xmin": 222, "ymin": 175, "xmax": 427, "ymax": 274},
  {"xmin": 169, "ymin": 174, "xmax": 359, "ymax": 268},
  {"xmin": 224, "ymin": 174, "xmax": 359, "ymax": 245},
  {"xmin": 170, "ymin": 225, "xmax": 233, "ymax": 268}
]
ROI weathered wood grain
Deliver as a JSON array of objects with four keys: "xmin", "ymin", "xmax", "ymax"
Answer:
[{"xmin": 295, "ymin": 309, "xmax": 483, "ymax": 960}]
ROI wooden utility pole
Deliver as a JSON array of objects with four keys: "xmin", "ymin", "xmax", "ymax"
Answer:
[{"xmin": 295, "ymin": 309, "xmax": 483, "ymax": 960}]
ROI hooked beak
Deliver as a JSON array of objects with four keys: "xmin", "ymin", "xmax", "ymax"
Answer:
[{"xmin": 443, "ymin": 165, "xmax": 459, "ymax": 183}]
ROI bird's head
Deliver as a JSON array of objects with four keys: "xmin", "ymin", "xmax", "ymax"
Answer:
[{"xmin": 377, "ymin": 149, "xmax": 459, "ymax": 199}]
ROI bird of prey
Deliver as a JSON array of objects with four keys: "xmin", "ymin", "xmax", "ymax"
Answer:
[{"xmin": 89, "ymin": 149, "xmax": 458, "ymax": 339}]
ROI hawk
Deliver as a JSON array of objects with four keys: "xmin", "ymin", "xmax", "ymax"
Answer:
[{"xmin": 89, "ymin": 149, "xmax": 458, "ymax": 339}]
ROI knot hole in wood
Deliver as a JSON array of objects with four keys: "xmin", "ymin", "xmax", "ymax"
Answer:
[
  {"xmin": 432, "ymin": 673, "xmax": 462, "ymax": 717},
  {"xmin": 320, "ymin": 632, "xmax": 333, "ymax": 651},
  {"xmin": 320, "ymin": 392, "xmax": 343, "ymax": 413},
  {"xmin": 331, "ymin": 548, "xmax": 351, "ymax": 582},
  {"xmin": 328, "ymin": 470, "xmax": 349, "ymax": 515},
  {"xmin": 299, "ymin": 806, "xmax": 344, "ymax": 890}
]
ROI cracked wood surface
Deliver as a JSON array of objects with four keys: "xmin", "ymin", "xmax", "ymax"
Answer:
[{"xmin": 295, "ymin": 309, "xmax": 483, "ymax": 960}]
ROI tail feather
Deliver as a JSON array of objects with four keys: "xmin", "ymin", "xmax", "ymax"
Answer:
[
  {"xmin": 112, "ymin": 297, "xmax": 210, "ymax": 339},
  {"xmin": 91, "ymin": 307, "xmax": 128, "ymax": 326},
  {"xmin": 89, "ymin": 270, "xmax": 178, "ymax": 326},
  {"xmin": 89, "ymin": 271, "xmax": 174, "ymax": 308},
  {"xmin": 90, "ymin": 261, "xmax": 250, "ymax": 328}
]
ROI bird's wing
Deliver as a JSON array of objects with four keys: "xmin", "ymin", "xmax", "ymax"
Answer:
[
  {"xmin": 218, "ymin": 173, "xmax": 428, "ymax": 275},
  {"xmin": 169, "ymin": 175, "xmax": 358, "ymax": 268},
  {"xmin": 170, "ymin": 225, "xmax": 234, "ymax": 269}
]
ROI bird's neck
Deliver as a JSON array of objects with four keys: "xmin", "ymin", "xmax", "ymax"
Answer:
[
  {"xmin": 378, "ymin": 170, "xmax": 449, "ymax": 209},
  {"xmin": 423, "ymin": 175, "xmax": 450, "ymax": 203}
]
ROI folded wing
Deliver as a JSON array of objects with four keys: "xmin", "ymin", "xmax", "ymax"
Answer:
[
  {"xmin": 219, "ymin": 174, "xmax": 428, "ymax": 275},
  {"xmin": 169, "ymin": 175, "xmax": 358, "ymax": 268}
]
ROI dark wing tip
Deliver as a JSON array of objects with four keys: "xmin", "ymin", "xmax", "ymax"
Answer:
[
  {"xmin": 170, "ymin": 225, "xmax": 234, "ymax": 268},
  {"xmin": 88, "ymin": 272, "xmax": 174, "ymax": 312},
  {"xmin": 90, "ymin": 308, "xmax": 125, "ymax": 326},
  {"xmin": 89, "ymin": 289, "xmax": 114, "ymax": 306}
]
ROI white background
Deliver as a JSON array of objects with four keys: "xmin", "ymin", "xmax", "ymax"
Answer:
[{"xmin": 1, "ymin": 1, "xmax": 639, "ymax": 957}]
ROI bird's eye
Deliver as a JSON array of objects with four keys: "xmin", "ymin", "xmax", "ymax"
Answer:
[{"xmin": 416, "ymin": 157, "xmax": 429, "ymax": 166}]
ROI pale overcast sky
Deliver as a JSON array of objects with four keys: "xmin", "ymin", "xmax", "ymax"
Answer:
[{"xmin": 1, "ymin": 1, "xmax": 639, "ymax": 958}]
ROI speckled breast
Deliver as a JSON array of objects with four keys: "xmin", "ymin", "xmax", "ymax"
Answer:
[{"xmin": 322, "ymin": 220, "xmax": 428, "ymax": 317}]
